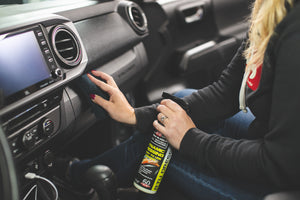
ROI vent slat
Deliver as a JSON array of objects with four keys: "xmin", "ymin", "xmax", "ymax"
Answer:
[
  {"xmin": 55, "ymin": 38, "xmax": 72, "ymax": 44},
  {"xmin": 58, "ymin": 47, "xmax": 74, "ymax": 53},
  {"xmin": 64, "ymin": 56, "xmax": 75, "ymax": 60}
]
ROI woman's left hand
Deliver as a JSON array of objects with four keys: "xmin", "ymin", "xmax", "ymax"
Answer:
[{"xmin": 153, "ymin": 99, "xmax": 196, "ymax": 150}]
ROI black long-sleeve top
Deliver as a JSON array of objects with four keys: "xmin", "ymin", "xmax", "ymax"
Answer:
[{"xmin": 135, "ymin": 2, "xmax": 300, "ymax": 189}]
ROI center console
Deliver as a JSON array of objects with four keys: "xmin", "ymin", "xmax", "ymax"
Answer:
[{"xmin": 0, "ymin": 24, "xmax": 65, "ymax": 159}]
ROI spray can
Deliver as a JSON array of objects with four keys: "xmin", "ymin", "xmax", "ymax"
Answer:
[
  {"xmin": 133, "ymin": 92, "xmax": 190, "ymax": 194},
  {"xmin": 133, "ymin": 130, "xmax": 172, "ymax": 194}
]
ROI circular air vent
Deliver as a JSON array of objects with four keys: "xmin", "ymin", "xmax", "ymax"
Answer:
[
  {"xmin": 51, "ymin": 25, "xmax": 82, "ymax": 68},
  {"xmin": 127, "ymin": 3, "xmax": 148, "ymax": 34}
]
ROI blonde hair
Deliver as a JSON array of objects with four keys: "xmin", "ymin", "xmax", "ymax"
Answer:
[{"xmin": 244, "ymin": 0, "xmax": 294, "ymax": 70}]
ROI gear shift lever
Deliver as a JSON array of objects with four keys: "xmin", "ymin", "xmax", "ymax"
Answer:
[{"xmin": 84, "ymin": 165, "xmax": 117, "ymax": 200}]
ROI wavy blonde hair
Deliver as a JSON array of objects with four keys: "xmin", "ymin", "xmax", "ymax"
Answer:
[{"xmin": 244, "ymin": 0, "xmax": 294, "ymax": 70}]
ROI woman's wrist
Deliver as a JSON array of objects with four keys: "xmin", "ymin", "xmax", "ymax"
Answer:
[{"xmin": 127, "ymin": 107, "xmax": 137, "ymax": 125}]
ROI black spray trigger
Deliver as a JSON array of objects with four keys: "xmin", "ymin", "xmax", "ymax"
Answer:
[{"xmin": 162, "ymin": 92, "xmax": 190, "ymax": 114}]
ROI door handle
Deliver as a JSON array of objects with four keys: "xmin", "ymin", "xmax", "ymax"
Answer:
[
  {"xmin": 177, "ymin": 1, "xmax": 206, "ymax": 24},
  {"xmin": 183, "ymin": 6, "xmax": 204, "ymax": 24}
]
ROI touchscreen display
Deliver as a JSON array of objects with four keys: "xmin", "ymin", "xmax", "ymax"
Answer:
[{"xmin": 0, "ymin": 31, "xmax": 51, "ymax": 98}]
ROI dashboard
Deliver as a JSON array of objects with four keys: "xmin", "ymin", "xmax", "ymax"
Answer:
[{"xmin": 0, "ymin": 0, "xmax": 149, "ymax": 191}]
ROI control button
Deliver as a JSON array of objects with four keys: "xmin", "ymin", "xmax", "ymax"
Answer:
[
  {"xmin": 32, "ymin": 126, "xmax": 38, "ymax": 134},
  {"xmin": 48, "ymin": 58, "xmax": 54, "ymax": 63},
  {"xmin": 41, "ymin": 40, "xmax": 46, "ymax": 45},
  {"xmin": 44, "ymin": 49, "xmax": 50, "ymax": 54},
  {"xmin": 30, "ymin": 125, "xmax": 41, "ymax": 142},
  {"xmin": 11, "ymin": 141, "xmax": 17, "ymax": 147},
  {"xmin": 55, "ymin": 68, "xmax": 62, "ymax": 77},
  {"xmin": 42, "ymin": 119, "xmax": 54, "ymax": 136},
  {"xmin": 22, "ymin": 130, "xmax": 36, "ymax": 149},
  {"xmin": 12, "ymin": 148, "xmax": 21, "ymax": 155},
  {"xmin": 37, "ymin": 32, "xmax": 43, "ymax": 37},
  {"xmin": 51, "ymin": 68, "xmax": 62, "ymax": 79}
]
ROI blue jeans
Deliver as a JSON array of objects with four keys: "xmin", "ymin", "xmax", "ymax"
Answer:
[{"xmin": 70, "ymin": 89, "xmax": 273, "ymax": 200}]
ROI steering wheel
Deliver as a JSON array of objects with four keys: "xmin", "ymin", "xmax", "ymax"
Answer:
[{"xmin": 0, "ymin": 124, "xmax": 19, "ymax": 200}]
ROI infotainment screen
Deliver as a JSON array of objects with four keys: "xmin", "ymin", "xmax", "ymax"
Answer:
[
  {"xmin": 0, "ymin": 26, "xmax": 58, "ymax": 107},
  {"xmin": 0, "ymin": 31, "xmax": 51, "ymax": 97}
]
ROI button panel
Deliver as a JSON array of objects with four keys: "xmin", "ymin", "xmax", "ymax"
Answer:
[
  {"xmin": 33, "ymin": 25, "xmax": 63, "ymax": 81},
  {"xmin": 10, "ymin": 138, "xmax": 21, "ymax": 156},
  {"xmin": 42, "ymin": 119, "xmax": 54, "ymax": 136},
  {"xmin": 6, "ymin": 93, "xmax": 61, "ymax": 158}
]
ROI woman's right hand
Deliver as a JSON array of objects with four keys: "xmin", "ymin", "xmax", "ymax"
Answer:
[{"xmin": 87, "ymin": 70, "xmax": 137, "ymax": 125}]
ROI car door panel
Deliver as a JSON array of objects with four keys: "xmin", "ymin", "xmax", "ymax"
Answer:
[{"xmin": 139, "ymin": 0, "xmax": 252, "ymax": 103}]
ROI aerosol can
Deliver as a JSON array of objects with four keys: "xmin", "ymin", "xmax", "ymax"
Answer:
[{"xmin": 133, "ymin": 92, "xmax": 189, "ymax": 194}]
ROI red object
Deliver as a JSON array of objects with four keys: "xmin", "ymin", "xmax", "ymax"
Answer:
[
  {"xmin": 155, "ymin": 131, "xmax": 162, "ymax": 137},
  {"xmin": 247, "ymin": 65, "xmax": 262, "ymax": 91},
  {"xmin": 141, "ymin": 182, "xmax": 150, "ymax": 188},
  {"xmin": 90, "ymin": 94, "xmax": 95, "ymax": 100}
]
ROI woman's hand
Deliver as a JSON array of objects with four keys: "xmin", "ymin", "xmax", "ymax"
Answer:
[
  {"xmin": 87, "ymin": 70, "xmax": 136, "ymax": 125},
  {"xmin": 153, "ymin": 99, "xmax": 196, "ymax": 150}
]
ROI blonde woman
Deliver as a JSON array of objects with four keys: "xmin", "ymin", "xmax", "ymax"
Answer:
[{"xmin": 64, "ymin": 0, "xmax": 300, "ymax": 199}]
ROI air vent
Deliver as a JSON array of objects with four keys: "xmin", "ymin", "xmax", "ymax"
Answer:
[
  {"xmin": 127, "ymin": 3, "xmax": 148, "ymax": 34},
  {"xmin": 51, "ymin": 25, "xmax": 82, "ymax": 68}
]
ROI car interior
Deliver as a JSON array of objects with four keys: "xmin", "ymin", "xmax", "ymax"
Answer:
[{"xmin": 3, "ymin": 0, "xmax": 297, "ymax": 199}]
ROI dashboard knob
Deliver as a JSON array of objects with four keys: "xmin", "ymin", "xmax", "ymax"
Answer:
[
  {"xmin": 55, "ymin": 68, "xmax": 62, "ymax": 77},
  {"xmin": 42, "ymin": 119, "xmax": 54, "ymax": 136},
  {"xmin": 22, "ymin": 130, "xmax": 36, "ymax": 149},
  {"xmin": 51, "ymin": 68, "xmax": 62, "ymax": 79}
]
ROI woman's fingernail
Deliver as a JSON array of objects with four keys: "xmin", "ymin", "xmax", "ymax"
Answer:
[
  {"xmin": 90, "ymin": 94, "xmax": 95, "ymax": 100},
  {"xmin": 91, "ymin": 70, "xmax": 96, "ymax": 73}
]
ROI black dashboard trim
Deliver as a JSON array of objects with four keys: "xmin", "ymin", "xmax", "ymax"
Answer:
[{"xmin": 58, "ymin": 0, "xmax": 117, "ymax": 22}]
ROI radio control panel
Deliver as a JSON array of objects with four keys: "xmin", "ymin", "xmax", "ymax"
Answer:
[{"xmin": 4, "ymin": 92, "xmax": 62, "ymax": 158}]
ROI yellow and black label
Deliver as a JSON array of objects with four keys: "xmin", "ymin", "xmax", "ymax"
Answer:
[{"xmin": 134, "ymin": 131, "xmax": 172, "ymax": 194}]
